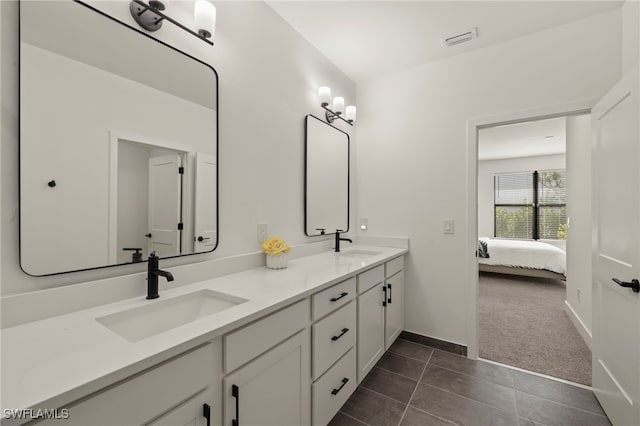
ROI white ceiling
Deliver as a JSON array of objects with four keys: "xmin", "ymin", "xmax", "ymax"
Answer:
[
  {"xmin": 266, "ymin": 1, "xmax": 622, "ymax": 83},
  {"xmin": 478, "ymin": 117, "xmax": 567, "ymax": 161}
]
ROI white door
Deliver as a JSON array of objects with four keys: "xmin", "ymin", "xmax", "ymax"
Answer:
[
  {"xmin": 385, "ymin": 272, "xmax": 404, "ymax": 349},
  {"xmin": 148, "ymin": 154, "xmax": 182, "ymax": 257},
  {"xmin": 592, "ymin": 64, "xmax": 639, "ymax": 426},
  {"xmin": 194, "ymin": 153, "xmax": 217, "ymax": 253},
  {"xmin": 223, "ymin": 331, "xmax": 310, "ymax": 426},
  {"xmin": 357, "ymin": 283, "xmax": 385, "ymax": 383}
]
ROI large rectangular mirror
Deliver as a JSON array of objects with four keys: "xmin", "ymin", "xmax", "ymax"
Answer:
[
  {"xmin": 20, "ymin": 1, "xmax": 218, "ymax": 276},
  {"xmin": 304, "ymin": 115, "xmax": 350, "ymax": 237}
]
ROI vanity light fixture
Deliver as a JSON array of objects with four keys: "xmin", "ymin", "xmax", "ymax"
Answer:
[
  {"xmin": 319, "ymin": 86, "xmax": 356, "ymax": 126},
  {"xmin": 129, "ymin": 0, "xmax": 215, "ymax": 45}
]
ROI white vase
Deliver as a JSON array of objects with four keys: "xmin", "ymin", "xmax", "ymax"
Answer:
[{"xmin": 266, "ymin": 253, "xmax": 289, "ymax": 269}]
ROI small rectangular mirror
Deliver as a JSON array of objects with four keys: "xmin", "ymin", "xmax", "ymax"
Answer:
[
  {"xmin": 19, "ymin": 1, "xmax": 218, "ymax": 275},
  {"xmin": 304, "ymin": 115, "xmax": 350, "ymax": 236}
]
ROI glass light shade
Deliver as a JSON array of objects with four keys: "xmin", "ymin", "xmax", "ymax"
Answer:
[
  {"xmin": 345, "ymin": 105, "xmax": 356, "ymax": 122},
  {"xmin": 319, "ymin": 86, "xmax": 331, "ymax": 106},
  {"xmin": 332, "ymin": 97, "xmax": 345, "ymax": 115},
  {"xmin": 194, "ymin": 0, "xmax": 216, "ymax": 40}
]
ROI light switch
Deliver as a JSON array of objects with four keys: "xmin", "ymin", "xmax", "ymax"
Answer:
[
  {"xmin": 444, "ymin": 219, "xmax": 454, "ymax": 235},
  {"xmin": 360, "ymin": 218, "xmax": 368, "ymax": 231}
]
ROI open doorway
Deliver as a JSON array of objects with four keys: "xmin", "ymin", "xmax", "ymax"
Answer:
[{"xmin": 476, "ymin": 114, "xmax": 592, "ymax": 385}]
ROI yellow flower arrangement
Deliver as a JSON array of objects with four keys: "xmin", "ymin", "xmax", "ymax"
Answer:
[{"xmin": 262, "ymin": 237, "xmax": 291, "ymax": 257}]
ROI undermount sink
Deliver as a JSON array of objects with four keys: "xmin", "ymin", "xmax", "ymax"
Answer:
[
  {"xmin": 335, "ymin": 249, "xmax": 382, "ymax": 259},
  {"xmin": 96, "ymin": 289, "xmax": 248, "ymax": 342}
]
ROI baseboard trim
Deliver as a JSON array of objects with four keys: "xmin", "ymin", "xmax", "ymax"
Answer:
[
  {"xmin": 400, "ymin": 331, "xmax": 467, "ymax": 356},
  {"xmin": 564, "ymin": 300, "xmax": 593, "ymax": 350}
]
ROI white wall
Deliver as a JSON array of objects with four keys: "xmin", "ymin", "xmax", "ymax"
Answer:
[
  {"xmin": 117, "ymin": 142, "xmax": 150, "ymax": 264},
  {"xmin": 477, "ymin": 154, "xmax": 566, "ymax": 241},
  {"xmin": 1, "ymin": 1, "xmax": 355, "ymax": 296},
  {"xmin": 622, "ymin": 0, "xmax": 640, "ymax": 74},
  {"xmin": 356, "ymin": 10, "xmax": 621, "ymax": 345},
  {"xmin": 565, "ymin": 114, "xmax": 593, "ymax": 344}
]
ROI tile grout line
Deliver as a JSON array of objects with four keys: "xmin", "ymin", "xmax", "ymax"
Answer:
[
  {"xmin": 396, "ymin": 348, "xmax": 433, "ymax": 426},
  {"xmin": 407, "ymin": 405, "xmax": 462, "ymax": 426},
  {"xmin": 357, "ymin": 383, "xmax": 411, "ymax": 406},
  {"xmin": 375, "ymin": 364, "xmax": 425, "ymax": 382},
  {"xmin": 427, "ymin": 360, "xmax": 516, "ymax": 388},
  {"xmin": 338, "ymin": 411, "xmax": 371, "ymax": 426},
  {"xmin": 418, "ymin": 382, "xmax": 518, "ymax": 419},
  {"xmin": 514, "ymin": 389, "xmax": 610, "ymax": 419}
]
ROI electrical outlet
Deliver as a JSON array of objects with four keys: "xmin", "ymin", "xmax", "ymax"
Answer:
[{"xmin": 257, "ymin": 224, "xmax": 268, "ymax": 243}]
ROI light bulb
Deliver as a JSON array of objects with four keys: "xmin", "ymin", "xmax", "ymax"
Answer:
[
  {"xmin": 332, "ymin": 97, "xmax": 345, "ymax": 115},
  {"xmin": 195, "ymin": 0, "xmax": 216, "ymax": 40},
  {"xmin": 345, "ymin": 105, "xmax": 356, "ymax": 122}
]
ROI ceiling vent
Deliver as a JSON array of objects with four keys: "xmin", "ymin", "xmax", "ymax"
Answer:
[{"xmin": 441, "ymin": 28, "xmax": 478, "ymax": 48}]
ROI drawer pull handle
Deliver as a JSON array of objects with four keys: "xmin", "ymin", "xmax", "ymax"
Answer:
[
  {"xmin": 232, "ymin": 384, "xmax": 239, "ymax": 426},
  {"xmin": 202, "ymin": 403, "xmax": 211, "ymax": 426},
  {"xmin": 331, "ymin": 328, "xmax": 349, "ymax": 341},
  {"xmin": 387, "ymin": 283, "xmax": 392, "ymax": 304},
  {"xmin": 331, "ymin": 378, "xmax": 349, "ymax": 395},
  {"xmin": 330, "ymin": 292, "xmax": 349, "ymax": 302}
]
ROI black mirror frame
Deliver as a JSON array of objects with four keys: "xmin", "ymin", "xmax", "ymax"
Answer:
[
  {"xmin": 303, "ymin": 114, "xmax": 350, "ymax": 238},
  {"xmin": 18, "ymin": 0, "xmax": 220, "ymax": 276}
]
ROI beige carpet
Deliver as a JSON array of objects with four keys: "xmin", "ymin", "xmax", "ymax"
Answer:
[{"xmin": 479, "ymin": 272, "xmax": 592, "ymax": 385}]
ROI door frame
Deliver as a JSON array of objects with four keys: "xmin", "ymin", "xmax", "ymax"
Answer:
[
  {"xmin": 464, "ymin": 99, "xmax": 596, "ymax": 360},
  {"xmin": 108, "ymin": 130, "xmax": 195, "ymax": 264}
]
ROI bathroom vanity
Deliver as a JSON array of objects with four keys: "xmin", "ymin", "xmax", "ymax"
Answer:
[{"xmin": 1, "ymin": 246, "xmax": 406, "ymax": 425}]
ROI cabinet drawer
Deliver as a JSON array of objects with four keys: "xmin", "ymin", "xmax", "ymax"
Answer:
[
  {"xmin": 312, "ymin": 301, "xmax": 356, "ymax": 380},
  {"xmin": 224, "ymin": 299, "xmax": 309, "ymax": 373},
  {"xmin": 357, "ymin": 265, "xmax": 384, "ymax": 294},
  {"xmin": 312, "ymin": 348, "xmax": 357, "ymax": 426},
  {"xmin": 312, "ymin": 277, "xmax": 356, "ymax": 321},
  {"xmin": 385, "ymin": 256, "xmax": 403, "ymax": 278},
  {"xmin": 39, "ymin": 344, "xmax": 213, "ymax": 426}
]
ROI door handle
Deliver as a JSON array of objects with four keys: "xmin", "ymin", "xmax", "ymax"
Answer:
[
  {"xmin": 197, "ymin": 236, "xmax": 210, "ymax": 242},
  {"xmin": 387, "ymin": 283, "xmax": 392, "ymax": 304},
  {"xmin": 202, "ymin": 403, "xmax": 211, "ymax": 426},
  {"xmin": 145, "ymin": 233, "xmax": 152, "ymax": 238},
  {"xmin": 612, "ymin": 278, "xmax": 640, "ymax": 293},
  {"xmin": 382, "ymin": 286, "xmax": 387, "ymax": 307},
  {"xmin": 232, "ymin": 384, "xmax": 239, "ymax": 426}
]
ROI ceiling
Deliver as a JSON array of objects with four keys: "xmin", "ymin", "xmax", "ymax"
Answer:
[
  {"xmin": 266, "ymin": 1, "xmax": 622, "ymax": 83},
  {"xmin": 478, "ymin": 117, "xmax": 567, "ymax": 161}
]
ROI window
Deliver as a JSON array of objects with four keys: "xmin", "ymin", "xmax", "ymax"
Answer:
[{"xmin": 494, "ymin": 170, "xmax": 566, "ymax": 240}]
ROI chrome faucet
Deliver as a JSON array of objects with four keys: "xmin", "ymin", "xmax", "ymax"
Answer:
[
  {"xmin": 334, "ymin": 230, "xmax": 353, "ymax": 253},
  {"xmin": 147, "ymin": 252, "xmax": 174, "ymax": 299}
]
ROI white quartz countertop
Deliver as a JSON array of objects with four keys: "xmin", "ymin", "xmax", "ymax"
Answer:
[{"xmin": 1, "ymin": 245, "xmax": 406, "ymax": 414}]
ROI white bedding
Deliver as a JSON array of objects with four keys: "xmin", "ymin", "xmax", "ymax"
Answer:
[{"xmin": 478, "ymin": 238, "xmax": 566, "ymax": 275}]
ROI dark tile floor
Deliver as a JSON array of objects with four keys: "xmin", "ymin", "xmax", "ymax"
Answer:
[{"xmin": 329, "ymin": 338, "xmax": 611, "ymax": 426}]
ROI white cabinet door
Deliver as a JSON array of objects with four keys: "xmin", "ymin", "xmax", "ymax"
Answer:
[
  {"xmin": 384, "ymin": 272, "xmax": 404, "ymax": 349},
  {"xmin": 357, "ymin": 283, "xmax": 385, "ymax": 383},
  {"xmin": 149, "ymin": 388, "xmax": 219, "ymax": 426},
  {"xmin": 223, "ymin": 331, "xmax": 310, "ymax": 426},
  {"xmin": 591, "ymin": 64, "xmax": 639, "ymax": 426}
]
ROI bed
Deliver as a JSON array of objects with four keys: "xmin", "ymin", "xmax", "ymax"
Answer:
[{"xmin": 478, "ymin": 238, "xmax": 566, "ymax": 280}]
